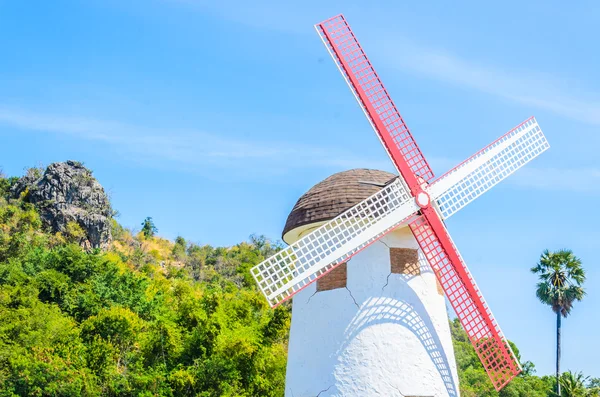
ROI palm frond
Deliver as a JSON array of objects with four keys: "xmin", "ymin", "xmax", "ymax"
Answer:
[
  {"xmin": 560, "ymin": 370, "xmax": 589, "ymax": 396},
  {"xmin": 531, "ymin": 249, "xmax": 587, "ymax": 318}
]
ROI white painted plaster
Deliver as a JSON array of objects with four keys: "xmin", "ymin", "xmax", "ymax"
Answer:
[{"xmin": 285, "ymin": 226, "xmax": 460, "ymax": 397}]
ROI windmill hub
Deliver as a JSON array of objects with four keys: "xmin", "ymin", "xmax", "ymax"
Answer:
[{"xmin": 416, "ymin": 191, "xmax": 431, "ymax": 209}]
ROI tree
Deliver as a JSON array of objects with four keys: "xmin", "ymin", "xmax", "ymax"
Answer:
[
  {"xmin": 249, "ymin": 234, "xmax": 283, "ymax": 258},
  {"xmin": 141, "ymin": 217, "xmax": 158, "ymax": 238},
  {"xmin": 588, "ymin": 378, "xmax": 600, "ymax": 397},
  {"xmin": 0, "ymin": 171, "xmax": 18, "ymax": 199},
  {"xmin": 559, "ymin": 371, "xmax": 589, "ymax": 397},
  {"xmin": 172, "ymin": 236, "xmax": 187, "ymax": 260},
  {"xmin": 531, "ymin": 249, "xmax": 586, "ymax": 396}
]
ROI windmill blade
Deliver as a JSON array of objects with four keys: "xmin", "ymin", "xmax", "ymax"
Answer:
[
  {"xmin": 428, "ymin": 117, "xmax": 549, "ymax": 220},
  {"xmin": 251, "ymin": 178, "xmax": 419, "ymax": 307},
  {"xmin": 315, "ymin": 15, "xmax": 434, "ymax": 190},
  {"xmin": 410, "ymin": 213, "xmax": 521, "ymax": 390}
]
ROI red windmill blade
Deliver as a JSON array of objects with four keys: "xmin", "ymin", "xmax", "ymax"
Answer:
[
  {"xmin": 315, "ymin": 15, "xmax": 434, "ymax": 191},
  {"xmin": 409, "ymin": 214, "xmax": 520, "ymax": 389},
  {"xmin": 315, "ymin": 14, "xmax": 522, "ymax": 390}
]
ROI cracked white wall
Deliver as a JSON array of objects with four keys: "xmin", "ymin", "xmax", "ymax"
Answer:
[{"xmin": 285, "ymin": 226, "xmax": 460, "ymax": 397}]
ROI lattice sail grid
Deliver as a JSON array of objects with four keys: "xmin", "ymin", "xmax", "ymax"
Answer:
[
  {"xmin": 431, "ymin": 117, "xmax": 549, "ymax": 220},
  {"xmin": 251, "ymin": 178, "xmax": 418, "ymax": 307},
  {"xmin": 316, "ymin": 15, "xmax": 434, "ymax": 182},
  {"xmin": 410, "ymin": 216, "xmax": 521, "ymax": 390}
]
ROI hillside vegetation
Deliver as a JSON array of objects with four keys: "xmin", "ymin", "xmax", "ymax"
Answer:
[{"xmin": 0, "ymin": 167, "xmax": 597, "ymax": 396}]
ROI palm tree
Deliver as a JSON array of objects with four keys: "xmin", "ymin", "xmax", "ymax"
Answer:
[
  {"xmin": 531, "ymin": 249, "xmax": 586, "ymax": 397},
  {"xmin": 559, "ymin": 371, "xmax": 589, "ymax": 397}
]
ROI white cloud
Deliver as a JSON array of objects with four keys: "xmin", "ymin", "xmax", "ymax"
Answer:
[
  {"xmin": 430, "ymin": 153, "xmax": 600, "ymax": 194},
  {"xmin": 0, "ymin": 106, "xmax": 389, "ymax": 175},
  {"xmin": 3, "ymin": 106, "xmax": 598, "ymax": 193},
  {"xmin": 364, "ymin": 36, "xmax": 600, "ymax": 126},
  {"xmin": 510, "ymin": 166, "xmax": 600, "ymax": 193},
  {"xmin": 166, "ymin": 0, "xmax": 600, "ymax": 126}
]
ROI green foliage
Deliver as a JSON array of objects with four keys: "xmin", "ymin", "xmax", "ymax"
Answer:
[
  {"xmin": 0, "ymin": 170, "xmax": 595, "ymax": 396},
  {"xmin": 531, "ymin": 249, "xmax": 586, "ymax": 317},
  {"xmin": 141, "ymin": 217, "xmax": 158, "ymax": 238},
  {"xmin": 0, "ymin": 173, "xmax": 18, "ymax": 199},
  {"xmin": 65, "ymin": 221, "xmax": 86, "ymax": 244},
  {"xmin": 0, "ymin": 195, "xmax": 290, "ymax": 396},
  {"xmin": 558, "ymin": 371, "xmax": 600, "ymax": 397},
  {"xmin": 452, "ymin": 316, "xmax": 597, "ymax": 397},
  {"xmin": 451, "ymin": 318, "xmax": 556, "ymax": 397},
  {"xmin": 249, "ymin": 234, "xmax": 283, "ymax": 258},
  {"xmin": 27, "ymin": 166, "xmax": 45, "ymax": 180},
  {"xmin": 110, "ymin": 219, "xmax": 126, "ymax": 241},
  {"xmin": 0, "ymin": 200, "xmax": 46, "ymax": 263},
  {"xmin": 172, "ymin": 236, "xmax": 186, "ymax": 261}
]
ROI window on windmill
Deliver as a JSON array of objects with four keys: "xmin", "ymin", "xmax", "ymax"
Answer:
[
  {"xmin": 316, "ymin": 262, "xmax": 347, "ymax": 292},
  {"xmin": 389, "ymin": 248, "xmax": 420, "ymax": 276}
]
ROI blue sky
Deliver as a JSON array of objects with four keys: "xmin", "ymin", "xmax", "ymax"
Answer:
[{"xmin": 1, "ymin": 0, "xmax": 599, "ymax": 378}]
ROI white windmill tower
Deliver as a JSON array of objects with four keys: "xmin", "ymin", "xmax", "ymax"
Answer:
[
  {"xmin": 251, "ymin": 14, "xmax": 550, "ymax": 397},
  {"xmin": 282, "ymin": 169, "xmax": 460, "ymax": 396}
]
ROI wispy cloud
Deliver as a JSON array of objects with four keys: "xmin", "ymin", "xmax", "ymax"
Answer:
[
  {"xmin": 377, "ymin": 38, "xmax": 600, "ymax": 126},
  {"xmin": 429, "ymin": 149, "xmax": 600, "ymax": 194},
  {"xmin": 510, "ymin": 166, "xmax": 600, "ymax": 194},
  {"xmin": 431, "ymin": 154, "xmax": 600, "ymax": 194},
  {"xmin": 2, "ymin": 106, "xmax": 598, "ymax": 192},
  {"xmin": 167, "ymin": 1, "xmax": 600, "ymax": 126},
  {"xmin": 0, "ymin": 106, "xmax": 389, "ymax": 177}
]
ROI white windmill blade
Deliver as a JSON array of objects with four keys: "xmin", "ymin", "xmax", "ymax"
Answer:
[
  {"xmin": 251, "ymin": 178, "xmax": 419, "ymax": 307},
  {"xmin": 428, "ymin": 117, "xmax": 549, "ymax": 220}
]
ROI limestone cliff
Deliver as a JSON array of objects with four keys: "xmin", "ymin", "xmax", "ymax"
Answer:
[{"xmin": 11, "ymin": 161, "xmax": 113, "ymax": 250}]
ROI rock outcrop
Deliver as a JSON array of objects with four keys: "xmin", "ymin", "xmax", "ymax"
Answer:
[{"xmin": 11, "ymin": 161, "xmax": 113, "ymax": 250}]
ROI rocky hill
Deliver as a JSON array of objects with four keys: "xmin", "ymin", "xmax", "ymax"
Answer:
[{"xmin": 10, "ymin": 160, "xmax": 113, "ymax": 250}]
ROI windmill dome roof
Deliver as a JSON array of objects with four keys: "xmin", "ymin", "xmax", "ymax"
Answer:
[{"xmin": 282, "ymin": 168, "xmax": 397, "ymax": 244}]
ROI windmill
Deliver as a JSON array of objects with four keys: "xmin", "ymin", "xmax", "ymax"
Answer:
[{"xmin": 251, "ymin": 14, "xmax": 549, "ymax": 396}]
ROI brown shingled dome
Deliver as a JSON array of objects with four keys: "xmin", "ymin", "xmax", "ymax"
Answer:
[{"xmin": 282, "ymin": 169, "xmax": 397, "ymax": 244}]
